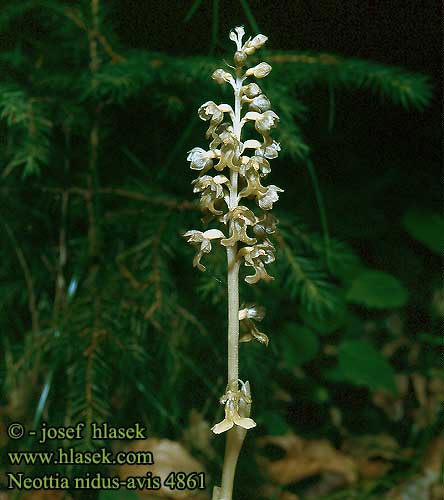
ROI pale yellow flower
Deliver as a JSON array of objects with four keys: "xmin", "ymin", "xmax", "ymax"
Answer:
[
  {"xmin": 243, "ymin": 34, "xmax": 268, "ymax": 55},
  {"xmin": 212, "ymin": 69, "xmax": 234, "ymax": 85},
  {"xmin": 246, "ymin": 62, "xmax": 272, "ymax": 79},
  {"xmin": 211, "ymin": 381, "xmax": 256, "ymax": 434},
  {"xmin": 192, "ymin": 175, "xmax": 229, "ymax": 215},
  {"xmin": 257, "ymin": 184, "xmax": 284, "ymax": 210},
  {"xmin": 183, "ymin": 229, "xmax": 226, "ymax": 271},
  {"xmin": 242, "ymin": 83, "xmax": 262, "ymax": 98},
  {"xmin": 221, "ymin": 206, "xmax": 257, "ymax": 246},
  {"xmin": 187, "ymin": 147, "xmax": 217, "ymax": 171},
  {"xmin": 238, "ymin": 240, "xmax": 275, "ymax": 284}
]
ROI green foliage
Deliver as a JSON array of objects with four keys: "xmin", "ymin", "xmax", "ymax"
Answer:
[
  {"xmin": 0, "ymin": 84, "xmax": 52, "ymax": 177},
  {"xmin": 297, "ymin": 299, "xmax": 348, "ymax": 336},
  {"xmin": 272, "ymin": 51, "xmax": 432, "ymax": 110},
  {"xmin": 346, "ymin": 270, "xmax": 409, "ymax": 309},
  {"xmin": 403, "ymin": 209, "xmax": 444, "ymax": 254},
  {"xmin": 279, "ymin": 323, "xmax": 319, "ymax": 366},
  {"xmin": 336, "ymin": 340, "xmax": 398, "ymax": 394}
]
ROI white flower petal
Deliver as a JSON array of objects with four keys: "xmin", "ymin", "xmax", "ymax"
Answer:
[
  {"xmin": 242, "ymin": 83, "xmax": 262, "ymax": 98},
  {"xmin": 202, "ymin": 229, "xmax": 225, "ymax": 240},
  {"xmin": 244, "ymin": 111, "xmax": 262, "ymax": 121},
  {"xmin": 242, "ymin": 139, "xmax": 262, "ymax": 151},
  {"xmin": 250, "ymin": 94, "xmax": 271, "ymax": 112},
  {"xmin": 233, "ymin": 415, "xmax": 256, "ymax": 430},
  {"xmin": 246, "ymin": 62, "xmax": 272, "ymax": 79},
  {"xmin": 183, "ymin": 230, "xmax": 203, "ymax": 242},
  {"xmin": 218, "ymin": 104, "xmax": 234, "ymax": 113},
  {"xmin": 213, "ymin": 175, "xmax": 229, "ymax": 184},
  {"xmin": 250, "ymin": 34, "xmax": 268, "ymax": 49},
  {"xmin": 211, "ymin": 419, "xmax": 234, "ymax": 435}
]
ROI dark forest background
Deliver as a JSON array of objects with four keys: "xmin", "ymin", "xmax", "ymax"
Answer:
[{"xmin": 0, "ymin": 1, "xmax": 442, "ymax": 499}]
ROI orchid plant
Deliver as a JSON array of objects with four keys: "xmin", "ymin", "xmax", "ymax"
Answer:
[{"xmin": 184, "ymin": 26, "xmax": 282, "ymax": 500}]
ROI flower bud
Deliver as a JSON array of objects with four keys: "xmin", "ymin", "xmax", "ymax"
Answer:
[
  {"xmin": 242, "ymin": 83, "xmax": 262, "ymax": 98},
  {"xmin": 250, "ymin": 34, "xmax": 268, "ymax": 49},
  {"xmin": 246, "ymin": 62, "xmax": 272, "ymax": 79},
  {"xmin": 234, "ymin": 50, "xmax": 247, "ymax": 67},
  {"xmin": 239, "ymin": 304, "xmax": 265, "ymax": 321},
  {"xmin": 249, "ymin": 94, "xmax": 271, "ymax": 112},
  {"xmin": 243, "ymin": 34, "xmax": 268, "ymax": 55},
  {"xmin": 212, "ymin": 69, "xmax": 232, "ymax": 85}
]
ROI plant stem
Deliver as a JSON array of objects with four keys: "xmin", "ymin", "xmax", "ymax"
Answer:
[
  {"xmin": 219, "ymin": 246, "xmax": 242, "ymax": 500},
  {"xmin": 226, "ymin": 245, "xmax": 240, "ymax": 384},
  {"xmin": 218, "ymin": 75, "xmax": 245, "ymax": 500}
]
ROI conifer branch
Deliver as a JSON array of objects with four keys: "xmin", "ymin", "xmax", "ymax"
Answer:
[
  {"xmin": 1, "ymin": 218, "xmax": 40, "ymax": 333},
  {"xmin": 52, "ymin": 191, "xmax": 69, "ymax": 323}
]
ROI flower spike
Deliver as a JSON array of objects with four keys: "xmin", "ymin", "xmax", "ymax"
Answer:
[{"xmin": 184, "ymin": 25, "xmax": 282, "ymax": 499}]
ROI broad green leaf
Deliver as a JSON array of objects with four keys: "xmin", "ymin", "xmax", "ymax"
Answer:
[
  {"xmin": 346, "ymin": 270, "xmax": 408, "ymax": 309},
  {"xmin": 298, "ymin": 298, "xmax": 348, "ymax": 336},
  {"xmin": 403, "ymin": 209, "xmax": 444, "ymax": 254},
  {"xmin": 338, "ymin": 340, "xmax": 397, "ymax": 394},
  {"xmin": 280, "ymin": 323, "xmax": 319, "ymax": 366}
]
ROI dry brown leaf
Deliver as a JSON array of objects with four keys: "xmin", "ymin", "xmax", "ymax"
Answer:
[
  {"xmin": 411, "ymin": 373, "xmax": 444, "ymax": 429},
  {"xmin": 421, "ymin": 436, "xmax": 444, "ymax": 475},
  {"xmin": 118, "ymin": 438, "xmax": 208, "ymax": 499},
  {"xmin": 278, "ymin": 492, "xmax": 300, "ymax": 500},
  {"xmin": 342, "ymin": 434, "xmax": 400, "ymax": 461},
  {"xmin": 182, "ymin": 409, "xmax": 215, "ymax": 460},
  {"xmin": 372, "ymin": 374, "xmax": 409, "ymax": 421},
  {"xmin": 354, "ymin": 458, "xmax": 392, "ymax": 479},
  {"xmin": 303, "ymin": 471, "xmax": 350, "ymax": 498},
  {"xmin": 258, "ymin": 485, "xmax": 299, "ymax": 500},
  {"xmin": 411, "ymin": 372, "xmax": 428, "ymax": 407},
  {"xmin": 257, "ymin": 434, "xmax": 358, "ymax": 486},
  {"xmin": 386, "ymin": 437, "xmax": 444, "ymax": 500},
  {"xmin": 342, "ymin": 434, "xmax": 415, "ymax": 480}
]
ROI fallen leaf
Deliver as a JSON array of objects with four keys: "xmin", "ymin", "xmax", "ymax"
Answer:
[
  {"xmin": 355, "ymin": 459, "xmax": 392, "ymax": 479},
  {"xmin": 372, "ymin": 374, "xmax": 408, "ymax": 421},
  {"xmin": 258, "ymin": 485, "xmax": 299, "ymax": 500},
  {"xmin": 421, "ymin": 436, "xmax": 444, "ymax": 475},
  {"xmin": 342, "ymin": 434, "xmax": 400, "ymax": 461},
  {"xmin": 257, "ymin": 434, "xmax": 358, "ymax": 486},
  {"xmin": 411, "ymin": 373, "xmax": 428, "ymax": 407},
  {"xmin": 118, "ymin": 438, "xmax": 208, "ymax": 499},
  {"xmin": 303, "ymin": 472, "xmax": 349, "ymax": 498},
  {"xmin": 182, "ymin": 410, "xmax": 215, "ymax": 460}
]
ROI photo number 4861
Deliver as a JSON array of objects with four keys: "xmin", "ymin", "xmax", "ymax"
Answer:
[{"xmin": 163, "ymin": 472, "xmax": 205, "ymax": 490}]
